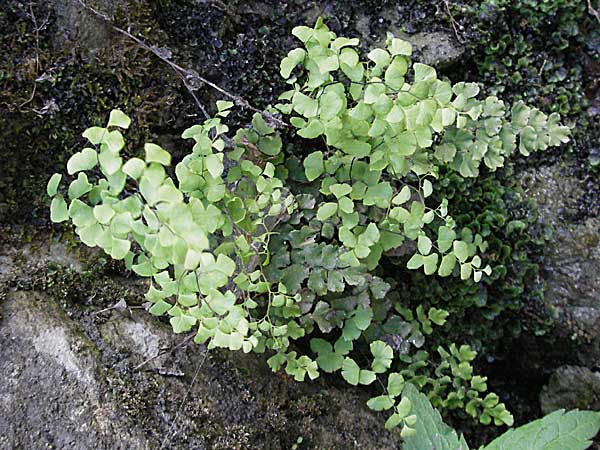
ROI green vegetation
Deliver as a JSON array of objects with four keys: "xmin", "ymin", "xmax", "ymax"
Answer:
[
  {"xmin": 0, "ymin": 2, "xmax": 188, "ymax": 223},
  {"xmin": 401, "ymin": 382, "xmax": 600, "ymax": 450},
  {"xmin": 47, "ymin": 17, "xmax": 596, "ymax": 444},
  {"xmin": 461, "ymin": 0, "xmax": 599, "ymax": 171},
  {"xmin": 395, "ymin": 171, "xmax": 551, "ymax": 352},
  {"xmin": 470, "ymin": 0, "xmax": 594, "ymax": 117}
]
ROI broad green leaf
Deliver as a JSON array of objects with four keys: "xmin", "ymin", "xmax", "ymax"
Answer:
[
  {"xmin": 367, "ymin": 395, "xmax": 394, "ymax": 411},
  {"xmin": 386, "ymin": 105, "xmax": 404, "ymax": 124},
  {"xmin": 259, "ymin": 134, "xmax": 282, "ymax": 155},
  {"xmin": 340, "ymin": 139, "xmax": 371, "ymax": 157},
  {"xmin": 316, "ymin": 351, "xmax": 344, "ymax": 373},
  {"xmin": 292, "ymin": 25, "xmax": 313, "ymax": 43},
  {"xmin": 364, "ymin": 83, "xmax": 386, "ymax": 104},
  {"xmin": 341, "ymin": 357, "xmax": 360, "ymax": 385},
  {"xmin": 227, "ymin": 197, "xmax": 246, "ymax": 223},
  {"xmin": 413, "ymin": 63, "xmax": 437, "ymax": 82},
  {"xmin": 320, "ymin": 90, "xmax": 344, "ymax": 120},
  {"xmin": 438, "ymin": 253, "xmax": 456, "ymax": 277},
  {"xmin": 110, "ymin": 237, "xmax": 131, "ymax": 259},
  {"xmin": 98, "ymin": 149, "xmax": 122, "ymax": 176},
  {"xmin": 82, "ymin": 126, "xmax": 107, "ymax": 145},
  {"xmin": 385, "ymin": 59, "xmax": 408, "ymax": 90},
  {"xmin": 438, "ymin": 226, "xmax": 456, "ymax": 253},
  {"xmin": 422, "ymin": 179, "xmax": 433, "ymax": 197},
  {"xmin": 205, "ymin": 153, "xmax": 224, "ymax": 178},
  {"xmin": 215, "ymin": 254, "xmax": 236, "ymax": 276},
  {"xmin": 396, "ymin": 396, "xmax": 412, "ymax": 418},
  {"xmin": 145, "ymin": 143, "xmax": 171, "ymax": 166},
  {"xmin": 297, "ymin": 120, "xmax": 324, "ymax": 139},
  {"xmin": 401, "ymin": 383, "xmax": 470, "ymax": 450},
  {"xmin": 387, "ymin": 372, "xmax": 405, "ymax": 397},
  {"xmin": 67, "ymin": 148, "xmax": 98, "ymax": 175},
  {"xmin": 107, "ymin": 109, "xmax": 131, "ymax": 129},
  {"xmin": 417, "ymin": 235, "xmax": 432, "ymax": 255},
  {"xmin": 363, "ymin": 182, "xmax": 393, "ymax": 208},
  {"xmin": 50, "ymin": 196, "xmax": 69, "ymax": 222},
  {"xmin": 338, "ymin": 196, "xmax": 354, "ymax": 214},
  {"xmin": 368, "ymin": 48, "xmax": 391, "ymax": 74},
  {"xmin": 358, "ymin": 223, "xmax": 380, "ymax": 247},
  {"xmin": 68, "ymin": 173, "xmax": 92, "ymax": 200},
  {"xmin": 359, "ymin": 370, "xmax": 376, "ymax": 385},
  {"xmin": 149, "ymin": 299, "xmax": 171, "ymax": 315},
  {"xmin": 317, "ymin": 202, "xmax": 337, "ymax": 220},
  {"xmin": 304, "ymin": 151, "xmax": 324, "ymax": 181},
  {"xmin": 133, "ymin": 260, "xmax": 156, "ymax": 277},
  {"xmin": 104, "ymin": 130, "xmax": 125, "ymax": 153},
  {"xmin": 281, "ymin": 264, "xmax": 308, "ymax": 293},
  {"xmin": 453, "ymin": 240, "xmax": 469, "ymax": 262},
  {"xmin": 407, "ymin": 253, "xmax": 423, "ymax": 270},
  {"xmin": 217, "ymin": 100, "xmax": 234, "ymax": 112},
  {"xmin": 428, "ymin": 308, "xmax": 449, "ymax": 326},
  {"xmin": 351, "ymin": 307, "xmax": 373, "ymax": 331},
  {"xmin": 93, "ymin": 204, "xmax": 115, "ymax": 224},
  {"xmin": 371, "ymin": 340, "xmax": 393, "ymax": 373},
  {"xmin": 170, "ymin": 314, "xmax": 197, "ymax": 333},
  {"xmin": 423, "ymin": 253, "xmax": 439, "ymax": 275},
  {"xmin": 47, "ymin": 173, "xmax": 62, "ymax": 197},
  {"xmin": 392, "ymin": 185, "xmax": 411, "ymax": 205},
  {"xmin": 292, "ymin": 92, "xmax": 319, "ymax": 118},
  {"xmin": 206, "ymin": 289, "xmax": 236, "ymax": 315},
  {"xmin": 332, "ymin": 36, "xmax": 359, "ymax": 51},
  {"xmin": 390, "ymin": 38, "xmax": 412, "ymax": 56},
  {"xmin": 385, "ymin": 413, "xmax": 403, "ymax": 430},
  {"xmin": 434, "ymin": 81, "xmax": 453, "ymax": 104},
  {"xmin": 68, "ymin": 199, "xmax": 95, "ymax": 227},
  {"xmin": 122, "ymin": 158, "xmax": 146, "ymax": 179},
  {"xmin": 77, "ymin": 223, "xmax": 102, "ymax": 247},
  {"xmin": 483, "ymin": 410, "xmax": 600, "ymax": 450},
  {"xmin": 461, "ymin": 263, "xmax": 472, "ymax": 280},
  {"xmin": 329, "ymin": 183, "xmax": 352, "ymax": 199},
  {"xmin": 280, "ymin": 48, "xmax": 306, "ymax": 79},
  {"xmin": 340, "ymin": 47, "xmax": 359, "ymax": 66}
]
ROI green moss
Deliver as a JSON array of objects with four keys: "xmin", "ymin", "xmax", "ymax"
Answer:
[
  {"xmin": 0, "ymin": 1, "xmax": 192, "ymax": 224},
  {"xmin": 456, "ymin": 0, "xmax": 599, "ymax": 162}
]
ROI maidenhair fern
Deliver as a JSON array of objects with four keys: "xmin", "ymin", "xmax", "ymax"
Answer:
[{"xmin": 48, "ymin": 18, "xmax": 573, "ymax": 439}]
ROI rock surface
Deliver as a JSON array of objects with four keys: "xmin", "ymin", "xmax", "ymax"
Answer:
[
  {"xmin": 404, "ymin": 31, "xmax": 465, "ymax": 69},
  {"xmin": 0, "ymin": 232, "xmax": 403, "ymax": 450},
  {"xmin": 540, "ymin": 365, "xmax": 600, "ymax": 414},
  {"xmin": 353, "ymin": 7, "xmax": 465, "ymax": 69},
  {"xmin": 51, "ymin": 0, "xmax": 113, "ymax": 53},
  {"xmin": 522, "ymin": 164, "xmax": 600, "ymax": 367}
]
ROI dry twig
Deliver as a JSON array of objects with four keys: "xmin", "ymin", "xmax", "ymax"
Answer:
[
  {"xmin": 133, "ymin": 333, "xmax": 196, "ymax": 371},
  {"xmin": 588, "ymin": 0, "xmax": 600, "ymax": 22},
  {"xmin": 76, "ymin": 0, "xmax": 288, "ymax": 128},
  {"xmin": 20, "ymin": 1, "xmax": 51, "ymax": 109},
  {"xmin": 442, "ymin": 0, "xmax": 462, "ymax": 43}
]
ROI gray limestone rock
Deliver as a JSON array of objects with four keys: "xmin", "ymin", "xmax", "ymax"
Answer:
[
  {"xmin": 51, "ymin": 0, "xmax": 114, "ymax": 54},
  {"xmin": 522, "ymin": 164, "xmax": 600, "ymax": 367},
  {"xmin": 407, "ymin": 31, "xmax": 465, "ymax": 69},
  {"xmin": 0, "ymin": 236, "xmax": 404, "ymax": 450},
  {"xmin": 540, "ymin": 365, "xmax": 600, "ymax": 414}
]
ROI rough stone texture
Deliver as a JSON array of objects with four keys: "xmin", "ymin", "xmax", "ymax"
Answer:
[
  {"xmin": 354, "ymin": 7, "xmax": 465, "ymax": 69},
  {"xmin": 522, "ymin": 164, "xmax": 600, "ymax": 366},
  {"xmin": 404, "ymin": 31, "xmax": 465, "ymax": 69},
  {"xmin": 51, "ymin": 0, "xmax": 113, "ymax": 53},
  {"xmin": 0, "ymin": 291, "xmax": 148, "ymax": 450},
  {"xmin": 0, "ymin": 234, "xmax": 404, "ymax": 450},
  {"xmin": 540, "ymin": 365, "xmax": 600, "ymax": 414}
]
